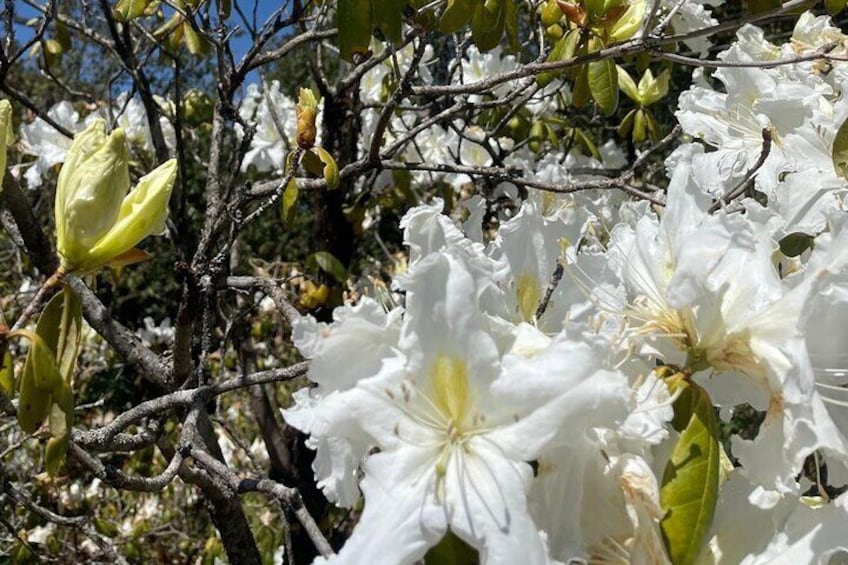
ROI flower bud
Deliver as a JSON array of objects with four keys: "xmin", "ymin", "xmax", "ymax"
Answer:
[
  {"xmin": 86, "ymin": 159, "xmax": 177, "ymax": 267},
  {"xmin": 296, "ymin": 87, "xmax": 319, "ymax": 149},
  {"xmin": 0, "ymin": 99, "xmax": 12, "ymax": 192},
  {"xmin": 56, "ymin": 120, "xmax": 131, "ymax": 269},
  {"xmin": 54, "ymin": 119, "xmax": 177, "ymax": 271}
]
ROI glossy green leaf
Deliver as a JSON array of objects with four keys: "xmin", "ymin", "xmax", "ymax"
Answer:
[
  {"xmin": 660, "ymin": 380, "xmax": 720, "ymax": 565},
  {"xmin": 832, "ymin": 115, "xmax": 848, "ymax": 180},
  {"xmin": 439, "ymin": 0, "xmax": 475, "ymax": 34},
  {"xmin": 588, "ymin": 55, "xmax": 619, "ymax": 116},
  {"xmin": 311, "ymin": 251, "xmax": 348, "ymax": 284},
  {"xmin": 339, "ymin": 0, "xmax": 374, "ymax": 62}
]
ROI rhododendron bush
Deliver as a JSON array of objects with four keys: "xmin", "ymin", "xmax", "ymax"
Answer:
[{"xmin": 2, "ymin": 0, "xmax": 848, "ymax": 563}]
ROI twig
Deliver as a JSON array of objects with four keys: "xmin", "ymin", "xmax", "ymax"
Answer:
[{"xmin": 708, "ymin": 128, "xmax": 772, "ymax": 213}]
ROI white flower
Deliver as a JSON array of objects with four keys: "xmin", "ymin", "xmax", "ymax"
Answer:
[
  {"xmin": 238, "ymin": 80, "xmax": 300, "ymax": 173},
  {"xmin": 461, "ymin": 46, "xmax": 517, "ymax": 102},
  {"xmin": 305, "ymin": 250, "xmax": 628, "ymax": 564},
  {"xmin": 660, "ymin": 0, "xmax": 722, "ymax": 55},
  {"xmin": 283, "ymin": 298, "xmax": 402, "ymax": 507},
  {"xmin": 110, "ymin": 92, "xmax": 177, "ymax": 154},
  {"xmin": 19, "ymin": 100, "xmax": 84, "ymax": 188}
]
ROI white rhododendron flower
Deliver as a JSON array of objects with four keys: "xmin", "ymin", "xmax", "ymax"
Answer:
[{"xmin": 20, "ymin": 100, "xmax": 84, "ymax": 188}]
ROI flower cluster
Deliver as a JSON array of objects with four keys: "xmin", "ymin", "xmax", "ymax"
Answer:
[{"xmin": 281, "ymin": 11, "xmax": 848, "ymax": 564}]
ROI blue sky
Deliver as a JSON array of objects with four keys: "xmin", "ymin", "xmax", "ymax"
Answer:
[{"xmin": 11, "ymin": 1, "xmax": 283, "ymax": 60}]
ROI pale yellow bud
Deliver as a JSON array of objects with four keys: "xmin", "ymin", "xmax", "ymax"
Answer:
[
  {"xmin": 0, "ymin": 100, "xmax": 12, "ymax": 193},
  {"xmin": 55, "ymin": 119, "xmax": 131, "ymax": 270},
  {"xmin": 86, "ymin": 158, "xmax": 177, "ymax": 267}
]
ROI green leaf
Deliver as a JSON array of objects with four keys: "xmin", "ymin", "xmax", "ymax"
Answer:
[
  {"xmin": 584, "ymin": 0, "xmax": 605, "ymax": 19},
  {"xmin": 281, "ymin": 179, "xmax": 299, "ymax": 228},
  {"xmin": 374, "ymin": 0, "xmax": 405, "ymax": 44},
  {"xmin": 503, "ymin": 0, "xmax": 519, "ymax": 51},
  {"xmin": 215, "ymin": 0, "xmax": 231, "ymax": 19},
  {"xmin": 45, "ymin": 381, "xmax": 73, "ymax": 476},
  {"xmin": 617, "ymin": 108, "xmax": 636, "ymax": 139},
  {"xmin": 34, "ymin": 287, "xmax": 82, "ymax": 385},
  {"xmin": 470, "ymin": 0, "xmax": 506, "ymax": 52},
  {"xmin": 571, "ymin": 64, "xmax": 590, "ymax": 108},
  {"xmin": 826, "ymin": 0, "xmax": 846, "ymax": 14},
  {"xmin": 644, "ymin": 108, "xmax": 660, "ymax": 142},
  {"xmin": 114, "ymin": 0, "xmax": 156, "ymax": 21},
  {"xmin": 302, "ymin": 150, "xmax": 324, "ymax": 176},
  {"xmin": 29, "ymin": 337, "xmax": 63, "ymax": 392},
  {"xmin": 45, "ymin": 435, "xmax": 69, "ymax": 476},
  {"xmin": 833, "ymin": 115, "xmax": 848, "ymax": 180},
  {"xmin": 94, "ymin": 518, "xmax": 120, "ymax": 538},
  {"xmin": 616, "ymin": 65, "xmax": 640, "ymax": 103},
  {"xmin": 311, "ymin": 251, "xmax": 348, "ymax": 284},
  {"xmin": 55, "ymin": 21, "xmax": 73, "ymax": 51},
  {"xmin": 588, "ymin": 55, "xmax": 619, "ymax": 116},
  {"xmin": 281, "ymin": 152, "xmax": 299, "ymax": 228},
  {"xmin": 537, "ymin": 29, "xmax": 581, "ymax": 87},
  {"xmin": 660, "ymin": 380, "xmax": 721, "ymax": 565},
  {"xmin": 640, "ymin": 68, "xmax": 670, "ymax": 106},
  {"xmin": 17, "ymin": 356, "xmax": 51, "ymax": 434},
  {"xmin": 315, "ymin": 146, "xmax": 340, "ymax": 190},
  {"xmin": 339, "ymin": 0, "xmax": 374, "ymax": 62},
  {"xmin": 439, "ymin": 0, "xmax": 474, "ymax": 34},
  {"xmin": 779, "ymin": 232, "xmax": 815, "ymax": 257},
  {"xmin": 746, "ymin": 0, "xmax": 781, "ymax": 12},
  {"xmin": 0, "ymin": 348, "xmax": 12, "ymax": 397},
  {"xmin": 573, "ymin": 127, "xmax": 600, "ymax": 160},
  {"xmin": 633, "ymin": 107, "xmax": 647, "ymax": 143},
  {"xmin": 183, "ymin": 22, "xmax": 211, "ymax": 56},
  {"xmin": 424, "ymin": 531, "xmax": 479, "ymax": 564},
  {"xmin": 607, "ymin": 0, "xmax": 645, "ymax": 42}
]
